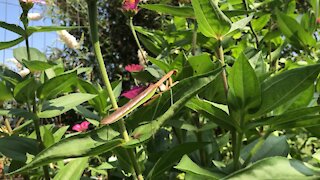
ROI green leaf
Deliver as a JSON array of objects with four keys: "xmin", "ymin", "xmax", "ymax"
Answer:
[
  {"xmin": 37, "ymin": 93, "xmax": 97, "ymax": 118},
  {"xmin": 37, "ymin": 71, "xmax": 78, "ymax": 100},
  {"xmin": 13, "ymin": 47, "xmax": 47, "ymax": 62},
  {"xmin": 125, "ymin": 68, "xmax": 222, "ymax": 147},
  {"xmin": 27, "ymin": 26, "xmax": 82, "ymax": 34},
  {"xmin": 0, "ymin": 37, "xmax": 24, "ymax": 50},
  {"xmin": 43, "ymin": 126, "xmax": 55, "ymax": 148},
  {"xmin": 175, "ymin": 155, "xmax": 223, "ymax": 179},
  {"xmin": 225, "ymin": 16, "xmax": 253, "ymax": 36},
  {"xmin": 10, "ymin": 127, "xmax": 122, "ymax": 174},
  {"xmin": 252, "ymin": 64, "xmax": 320, "ymax": 118},
  {"xmin": 252, "ymin": 14, "xmax": 271, "ymax": 31},
  {"xmin": 188, "ymin": 53, "xmax": 215, "ymax": 75},
  {"xmin": 223, "ymin": 157, "xmax": 320, "ymax": 179},
  {"xmin": 148, "ymin": 142, "xmax": 209, "ymax": 179},
  {"xmin": 0, "ymin": 136, "xmax": 39, "ymax": 162},
  {"xmin": 148, "ymin": 57, "xmax": 170, "ymax": 72},
  {"xmin": 191, "ymin": 0, "xmax": 231, "ymax": 39},
  {"xmin": 53, "ymin": 157, "xmax": 88, "ymax": 180},
  {"xmin": 13, "ymin": 78, "xmax": 39, "ymax": 103},
  {"xmin": 0, "ymin": 81, "xmax": 13, "ymax": 101},
  {"xmin": 0, "ymin": 21, "xmax": 24, "ymax": 35},
  {"xmin": 228, "ymin": 53, "xmax": 261, "ymax": 120},
  {"xmin": 186, "ymin": 97, "xmax": 235, "ymax": 130},
  {"xmin": 241, "ymin": 135, "xmax": 289, "ymax": 163},
  {"xmin": 276, "ymin": 9, "xmax": 316, "ymax": 48},
  {"xmin": 140, "ymin": 4, "xmax": 194, "ymax": 17},
  {"xmin": 247, "ymin": 106, "xmax": 320, "ymax": 129},
  {"xmin": 22, "ymin": 60, "xmax": 56, "ymax": 72}
]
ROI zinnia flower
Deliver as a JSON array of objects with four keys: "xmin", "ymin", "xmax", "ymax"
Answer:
[
  {"xmin": 20, "ymin": 0, "xmax": 46, "ymax": 5},
  {"xmin": 121, "ymin": 86, "xmax": 146, "ymax": 99},
  {"xmin": 122, "ymin": 0, "xmax": 139, "ymax": 13},
  {"xmin": 72, "ymin": 121, "xmax": 90, "ymax": 132},
  {"xmin": 125, "ymin": 64, "xmax": 144, "ymax": 72},
  {"xmin": 58, "ymin": 30, "xmax": 80, "ymax": 49}
]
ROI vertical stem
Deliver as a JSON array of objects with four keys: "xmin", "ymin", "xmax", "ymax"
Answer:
[
  {"xmin": 86, "ymin": 1, "xmax": 143, "ymax": 179},
  {"xmin": 129, "ymin": 17, "xmax": 147, "ymax": 63},
  {"xmin": 217, "ymin": 40, "xmax": 241, "ymax": 171},
  {"xmin": 242, "ymin": 0, "xmax": 259, "ymax": 48},
  {"xmin": 217, "ymin": 40, "xmax": 228, "ymax": 94},
  {"xmin": 192, "ymin": 21, "xmax": 198, "ymax": 55}
]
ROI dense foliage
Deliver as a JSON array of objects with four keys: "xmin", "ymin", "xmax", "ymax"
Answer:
[{"xmin": 1, "ymin": 0, "xmax": 320, "ymax": 179}]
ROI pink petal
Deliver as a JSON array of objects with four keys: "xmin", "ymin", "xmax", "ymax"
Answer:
[
  {"xmin": 123, "ymin": 0, "xmax": 139, "ymax": 11},
  {"xmin": 80, "ymin": 121, "xmax": 90, "ymax": 130},
  {"xmin": 72, "ymin": 124, "xmax": 82, "ymax": 132},
  {"xmin": 121, "ymin": 86, "xmax": 146, "ymax": 99},
  {"xmin": 125, "ymin": 64, "xmax": 144, "ymax": 72}
]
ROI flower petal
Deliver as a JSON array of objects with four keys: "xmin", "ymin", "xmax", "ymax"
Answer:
[
  {"xmin": 121, "ymin": 86, "xmax": 146, "ymax": 99},
  {"xmin": 125, "ymin": 64, "xmax": 144, "ymax": 72}
]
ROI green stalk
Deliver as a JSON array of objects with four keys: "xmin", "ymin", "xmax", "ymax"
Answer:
[
  {"xmin": 217, "ymin": 40, "xmax": 241, "ymax": 171},
  {"xmin": 129, "ymin": 17, "xmax": 147, "ymax": 64},
  {"xmin": 22, "ymin": 13, "xmax": 50, "ymax": 179},
  {"xmin": 86, "ymin": 1, "xmax": 143, "ymax": 179}
]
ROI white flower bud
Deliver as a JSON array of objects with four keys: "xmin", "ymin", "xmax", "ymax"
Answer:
[
  {"xmin": 19, "ymin": 68, "xmax": 30, "ymax": 77},
  {"xmin": 27, "ymin": 12, "xmax": 43, "ymax": 21},
  {"xmin": 57, "ymin": 30, "xmax": 80, "ymax": 49},
  {"xmin": 137, "ymin": 49, "xmax": 148, "ymax": 65}
]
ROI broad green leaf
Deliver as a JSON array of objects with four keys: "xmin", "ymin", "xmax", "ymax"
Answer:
[
  {"xmin": 148, "ymin": 142, "xmax": 209, "ymax": 179},
  {"xmin": 53, "ymin": 126, "xmax": 69, "ymax": 142},
  {"xmin": 43, "ymin": 126, "xmax": 55, "ymax": 148},
  {"xmin": 22, "ymin": 60, "xmax": 56, "ymax": 72},
  {"xmin": 148, "ymin": 57, "xmax": 170, "ymax": 72},
  {"xmin": 0, "ymin": 81, "xmax": 13, "ymax": 101},
  {"xmin": 241, "ymin": 135, "xmax": 289, "ymax": 163},
  {"xmin": 13, "ymin": 47, "xmax": 47, "ymax": 62},
  {"xmin": 225, "ymin": 16, "xmax": 253, "ymax": 37},
  {"xmin": 175, "ymin": 155, "xmax": 223, "ymax": 179},
  {"xmin": 186, "ymin": 97, "xmax": 235, "ymax": 130},
  {"xmin": 252, "ymin": 14, "xmax": 271, "ymax": 31},
  {"xmin": 140, "ymin": 4, "xmax": 194, "ymax": 17},
  {"xmin": 13, "ymin": 78, "xmax": 39, "ymax": 103},
  {"xmin": 0, "ymin": 37, "xmax": 24, "ymax": 50},
  {"xmin": 37, "ymin": 71, "xmax": 78, "ymax": 100},
  {"xmin": 192, "ymin": 0, "xmax": 231, "ymax": 39},
  {"xmin": 223, "ymin": 157, "xmax": 320, "ymax": 179},
  {"xmin": 0, "ymin": 21, "xmax": 24, "ymax": 35},
  {"xmin": 276, "ymin": 9, "xmax": 316, "ymax": 48},
  {"xmin": 37, "ymin": 93, "xmax": 97, "ymax": 118},
  {"xmin": 228, "ymin": 53, "xmax": 261, "ymax": 121},
  {"xmin": 247, "ymin": 106, "xmax": 320, "ymax": 130},
  {"xmin": 0, "ymin": 136, "xmax": 39, "ymax": 162},
  {"xmin": 53, "ymin": 157, "xmax": 88, "ymax": 180},
  {"xmin": 27, "ymin": 26, "xmax": 81, "ymax": 34},
  {"xmin": 188, "ymin": 53, "xmax": 215, "ymax": 75},
  {"xmin": 252, "ymin": 64, "xmax": 320, "ymax": 118},
  {"xmin": 125, "ymin": 68, "xmax": 222, "ymax": 147},
  {"xmin": 10, "ymin": 127, "xmax": 122, "ymax": 174}
]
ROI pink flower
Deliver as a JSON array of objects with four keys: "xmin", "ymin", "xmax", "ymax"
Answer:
[
  {"xmin": 125, "ymin": 64, "xmax": 144, "ymax": 72},
  {"xmin": 20, "ymin": 0, "xmax": 46, "ymax": 5},
  {"xmin": 72, "ymin": 121, "xmax": 90, "ymax": 132},
  {"xmin": 122, "ymin": 0, "xmax": 139, "ymax": 13},
  {"xmin": 121, "ymin": 86, "xmax": 146, "ymax": 99}
]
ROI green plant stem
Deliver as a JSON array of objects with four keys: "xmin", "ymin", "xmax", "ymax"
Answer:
[
  {"xmin": 129, "ymin": 17, "xmax": 147, "ymax": 64},
  {"xmin": 217, "ymin": 41, "xmax": 228, "ymax": 95},
  {"xmin": 242, "ymin": 0, "xmax": 259, "ymax": 48},
  {"xmin": 233, "ymin": 132, "xmax": 243, "ymax": 171},
  {"xmin": 192, "ymin": 21, "xmax": 198, "ymax": 55},
  {"xmin": 86, "ymin": 1, "xmax": 143, "ymax": 179}
]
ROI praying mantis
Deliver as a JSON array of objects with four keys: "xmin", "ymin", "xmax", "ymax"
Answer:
[{"xmin": 100, "ymin": 70, "xmax": 177, "ymax": 125}]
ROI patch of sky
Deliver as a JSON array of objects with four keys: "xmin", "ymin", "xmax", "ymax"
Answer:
[{"xmin": 0, "ymin": 0, "xmax": 63, "ymax": 68}]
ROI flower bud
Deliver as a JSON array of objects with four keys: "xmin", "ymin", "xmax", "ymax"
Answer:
[
  {"xmin": 58, "ymin": 30, "xmax": 80, "ymax": 49},
  {"xmin": 27, "ymin": 12, "xmax": 43, "ymax": 21}
]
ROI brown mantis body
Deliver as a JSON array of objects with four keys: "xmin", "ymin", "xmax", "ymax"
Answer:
[{"xmin": 100, "ymin": 70, "xmax": 177, "ymax": 125}]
